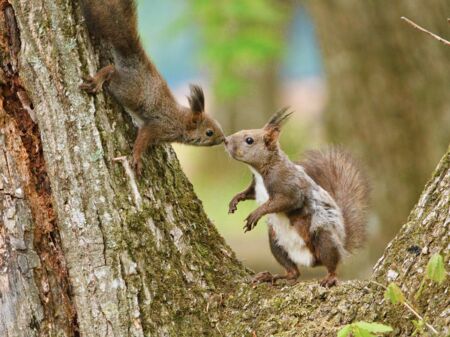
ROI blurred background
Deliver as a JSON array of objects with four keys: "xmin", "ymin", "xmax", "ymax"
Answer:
[{"xmin": 136, "ymin": 0, "xmax": 449, "ymax": 279}]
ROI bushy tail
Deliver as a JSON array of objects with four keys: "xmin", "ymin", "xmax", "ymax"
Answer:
[
  {"xmin": 299, "ymin": 147, "xmax": 370, "ymax": 252},
  {"xmin": 80, "ymin": 0, "xmax": 143, "ymax": 59}
]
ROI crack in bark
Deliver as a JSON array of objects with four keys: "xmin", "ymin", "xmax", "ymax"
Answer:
[{"xmin": 0, "ymin": 191, "xmax": 23, "ymax": 199}]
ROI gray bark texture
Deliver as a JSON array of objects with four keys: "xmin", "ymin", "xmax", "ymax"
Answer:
[{"xmin": 0, "ymin": 1, "xmax": 448, "ymax": 336}]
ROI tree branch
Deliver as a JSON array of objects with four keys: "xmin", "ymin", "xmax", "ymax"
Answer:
[{"xmin": 401, "ymin": 17, "xmax": 450, "ymax": 46}]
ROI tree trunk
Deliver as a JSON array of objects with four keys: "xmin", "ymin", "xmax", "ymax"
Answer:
[{"xmin": 0, "ymin": 1, "xmax": 448, "ymax": 336}]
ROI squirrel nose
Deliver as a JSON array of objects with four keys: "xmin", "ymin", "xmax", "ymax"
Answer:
[{"xmin": 224, "ymin": 137, "xmax": 229, "ymax": 145}]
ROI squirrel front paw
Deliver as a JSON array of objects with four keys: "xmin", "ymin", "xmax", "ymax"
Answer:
[
  {"xmin": 80, "ymin": 75, "xmax": 102, "ymax": 94},
  {"xmin": 228, "ymin": 195, "xmax": 242, "ymax": 214},
  {"xmin": 244, "ymin": 212, "xmax": 261, "ymax": 232}
]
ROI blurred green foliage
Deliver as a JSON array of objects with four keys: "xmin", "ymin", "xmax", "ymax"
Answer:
[{"xmin": 185, "ymin": 0, "xmax": 289, "ymax": 99}]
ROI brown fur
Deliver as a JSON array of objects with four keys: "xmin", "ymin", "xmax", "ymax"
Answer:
[
  {"xmin": 299, "ymin": 147, "xmax": 370, "ymax": 252},
  {"xmin": 80, "ymin": 0, "xmax": 143, "ymax": 58},
  {"xmin": 79, "ymin": 0, "xmax": 224, "ymax": 175},
  {"xmin": 312, "ymin": 229, "xmax": 339, "ymax": 287}
]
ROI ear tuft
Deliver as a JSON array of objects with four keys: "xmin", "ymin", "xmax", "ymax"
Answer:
[
  {"xmin": 265, "ymin": 106, "xmax": 293, "ymax": 130},
  {"xmin": 187, "ymin": 84, "xmax": 205, "ymax": 114},
  {"xmin": 263, "ymin": 107, "xmax": 293, "ymax": 147}
]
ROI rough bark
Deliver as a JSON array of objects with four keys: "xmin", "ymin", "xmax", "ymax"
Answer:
[{"xmin": 0, "ymin": 1, "xmax": 448, "ymax": 337}]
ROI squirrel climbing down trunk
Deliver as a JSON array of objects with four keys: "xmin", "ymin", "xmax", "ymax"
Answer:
[
  {"xmin": 225, "ymin": 108, "xmax": 369, "ymax": 287},
  {"xmin": 79, "ymin": 0, "xmax": 225, "ymax": 175}
]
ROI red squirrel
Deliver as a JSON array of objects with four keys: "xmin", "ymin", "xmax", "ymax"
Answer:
[
  {"xmin": 79, "ymin": 0, "xmax": 224, "ymax": 174},
  {"xmin": 225, "ymin": 108, "xmax": 369, "ymax": 287}
]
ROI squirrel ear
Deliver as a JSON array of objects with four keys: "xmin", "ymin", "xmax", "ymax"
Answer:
[
  {"xmin": 263, "ymin": 107, "xmax": 293, "ymax": 147},
  {"xmin": 264, "ymin": 107, "xmax": 293, "ymax": 131},
  {"xmin": 187, "ymin": 84, "xmax": 205, "ymax": 115},
  {"xmin": 264, "ymin": 128, "xmax": 280, "ymax": 147}
]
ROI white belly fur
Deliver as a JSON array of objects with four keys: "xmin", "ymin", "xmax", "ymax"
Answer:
[{"xmin": 250, "ymin": 167, "xmax": 315, "ymax": 267}]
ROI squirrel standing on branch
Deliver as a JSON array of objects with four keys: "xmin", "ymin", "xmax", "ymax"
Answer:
[
  {"xmin": 225, "ymin": 108, "xmax": 369, "ymax": 287},
  {"xmin": 79, "ymin": 0, "xmax": 224, "ymax": 175}
]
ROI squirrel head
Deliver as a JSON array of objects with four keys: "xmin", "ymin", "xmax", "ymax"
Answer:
[
  {"xmin": 224, "ymin": 107, "xmax": 293, "ymax": 167},
  {"xmin": 183, "ymin": 84, "xmax": 224, "ymax": 146}
]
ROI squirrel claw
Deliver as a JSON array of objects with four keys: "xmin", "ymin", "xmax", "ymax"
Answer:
[
  {"xmin": 319, "ymin": 274, "xmax": 338, "ymax": 288},
  {"xmin": 228, "ymin": 195, "xmax": 242, "ymax": 214},
  {"xmin": 228, "ymin": 203, "xmax": 237, "ymax": 214},
  {"xmin": 243, "ymin": 222, "xmax": 252, "ymax": 233},
  {"xmin": 244, "ymin": 213, "xmax": 260, "ymax": 232},
  {"xmin": 80, "ymin": 76, "xmax": 102, "ymax": 94},
  {"xmin": 243, "ymin": 224, "xmax": 252, "ymax": 233}
]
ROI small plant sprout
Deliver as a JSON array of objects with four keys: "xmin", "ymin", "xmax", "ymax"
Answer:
[
  {"xmin": 368, "ymin": 251, "xmax": 448, "ymax": 336},
  {"xmin": 426, "ymin": 253, "xmax": 446, "ymax": 283},
  {"xmin": 415, "ymin": 253, "xmax": 447, "ymax": 299},
  {"xmin": 411, "ymin": 320, "xmax": 425, "ymax": 336},
  {"xmin": 384, "ymin": 283, "xmax": 405, "ymax": 305},
  {"xmin": 383, "ymin": 282, "xmax": 439, "ymax": 335}
]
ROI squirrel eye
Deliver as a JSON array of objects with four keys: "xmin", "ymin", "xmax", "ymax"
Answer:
[
  {"xmin": 206, "ymin": 130, "xmax": 214, "ymax": 137},
  {"xmin": 245, "ymin": 137, "xmax": 254, "ymax": 145}
]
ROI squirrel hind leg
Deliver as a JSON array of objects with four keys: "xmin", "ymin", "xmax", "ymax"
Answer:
[
  {"xmin": 312, "ymin": 230, "xmax": 340, "ymax": 288},
  {"xmin": 132, "ymin": 125, "xmax": 155, "ymax": 176},
  {"xmin": 320, "ymin": 272, "xmax": 338, "ymax": 288},
  {"xmin": 268, "ymin": 226, "xmax": 299, "ymax": 271},
  {"xmin": 80, "ymin": 64, "xmax": 116, "ymax": 94},
  {"xmin": 251, "ymin": 226, "xmax": 300, "ymax": 285}
]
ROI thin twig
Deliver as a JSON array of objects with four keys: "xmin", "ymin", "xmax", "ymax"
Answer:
[
  {"xmin": 403, "ymin": 302, "xmax": 438, "ymax": 335},
  {"xmin": 401, "ymin": 17, "xmax": 450, "ymax": 46},
  {"xmin": 369, "ymin": 280, "xmax": 387, "ymax": 289},
  {"xmin": 113, "ymin": 156, "xmax": 142, "ymax": 210}
]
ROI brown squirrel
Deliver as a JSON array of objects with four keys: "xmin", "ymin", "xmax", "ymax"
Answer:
[
  {"xmin": 225, "ymin": 108, "xmax": 369, "ymax": 287},
  {"xmin": 79, "ymin": 0, "xmax": 224, "ymax": 174}
]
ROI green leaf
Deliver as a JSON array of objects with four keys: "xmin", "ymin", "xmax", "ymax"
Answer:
[
  {"xmin": 353, "ymin": 326, "xmax": 376, "ymax": 337},
  {"xmin": 354, "ymin": 322, "xmax": 393, "ymax": 333},
  {"xmin": 426, "ymin": 253, "xmax": 446, "ymax": 284},
  {"xmin": 337, "ymin": 325, "xmax": 352, "ymax": 337},
  {"xmin": 385, "ymin": 282, "xmax": 405, "ymax": 305},
  {"xmin": 411, "ymin": 319, "xmax": 425, "ymax": 336}
]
